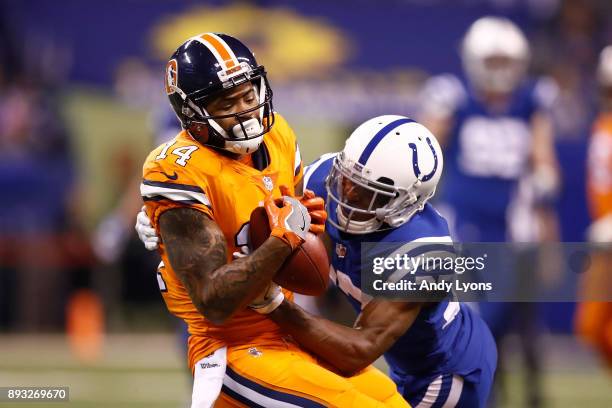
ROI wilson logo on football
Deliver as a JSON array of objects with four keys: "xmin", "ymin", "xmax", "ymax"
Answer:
[{"xmin": 165, "ymin": 59, "xmax": 178, "ymax": 95}]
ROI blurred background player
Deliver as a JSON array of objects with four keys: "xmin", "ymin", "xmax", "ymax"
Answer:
[
  {"xmin": 141, "ymin": 33, "xmax": 407, "ymax": 408},
  {"xmin": 0, "ymin": 7, "xmax": 93, "ymax": 338},
  {"xmin": 0, "ymin": 61, "xmax": 88, "ymax": 331},
  {"xmin": 576, "ymin": 44, "xmax": 612, "ymax": 368},
  {"xmin": 418, "ymin": 16, "xmax": 561, "ymax": 408}
]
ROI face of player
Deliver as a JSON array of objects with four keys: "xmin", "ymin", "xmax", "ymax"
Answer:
[
  {"xmin": 483, "ymin": 55, "xmax": 515, "ymax": 71},
  {"xmin": 340, "ymin": 177, "xmax": 391, "ymax": 221},
  {"xmin": 204, "ymin": 82, "xmax": 260, "ymax": 134},
  {"xmin": 478, "ymin": 55, "xmax": 525, "ymax": 96}
]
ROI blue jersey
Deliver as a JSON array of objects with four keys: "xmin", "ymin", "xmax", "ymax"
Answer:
[
  {"xmin": 304, "ymin": 155, "xmax": 495, "ymax": 389},
  {"xmin": 421, "ymin": 75, "xmax": 556, "ymax": 240}
]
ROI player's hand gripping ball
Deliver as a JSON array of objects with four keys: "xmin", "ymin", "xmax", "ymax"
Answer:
[{"xmin": 250, "ymin": 198, "xmax": 330, "ymax": 296}]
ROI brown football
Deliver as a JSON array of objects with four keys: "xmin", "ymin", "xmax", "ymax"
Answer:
[{"xmin": 249, "ymin": 206, "xmax": 330, "ymax": 296}]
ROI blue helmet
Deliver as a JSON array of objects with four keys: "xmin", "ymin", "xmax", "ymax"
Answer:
[{"xmin": 165, "ymin": 33, "xmax": 274, "ymax": 154}]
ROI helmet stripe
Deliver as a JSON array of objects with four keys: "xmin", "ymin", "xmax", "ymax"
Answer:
[
  {"xmin": 190, "ymin": 35, "xmax": 225, "ymax": 68},
  {"xmin": 358, "ymin": 118, "xmax": 414, "ymax": 165},
  {"xmin": 207, "ymin": 33, "xmax": 239, "ymax": 67},
  {"xmin": 194, "ymin": 33, "xmax": 238, "ymax": 70}
]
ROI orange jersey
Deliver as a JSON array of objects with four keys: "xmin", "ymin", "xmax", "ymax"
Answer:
[
  {"xmin": 140, "ymin": 113, "xmax": 303, "ymax": 370},
  {"xmin": 587, "ymin": 113, "xmax": 612, "ymax": 219}
]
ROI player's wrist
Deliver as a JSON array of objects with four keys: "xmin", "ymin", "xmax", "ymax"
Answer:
[
  {"xmin": 249, "ymin": 285, "xmax": 285, "ymax": 314},
  {"xmin": 265, "ymin": 234, "xmax": 296, "ymax": 256},
  {"xmin": 268, "ymin": 296, "xmax": 291, "ymax": 317},
  {"xmin": 270, "ymin": 227, "xmax": 304, "ymax": 251}
]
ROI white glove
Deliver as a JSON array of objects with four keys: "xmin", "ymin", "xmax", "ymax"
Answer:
[
  {"xmin": 135, "ymin": 206, "xmax": 160, "ymax": 250},
  {"xmin": 249, "ymin": 283, "xmax": 284, "ymax": 314}
]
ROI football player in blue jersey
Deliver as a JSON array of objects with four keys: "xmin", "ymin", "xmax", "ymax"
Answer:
[
  {"xmin": 137, "ymin": 115, "xmax": 497, "ymax": 407},
  {"xmin": 270, "ymin": 115, "xmax": 497, "ymax": 407},
  {"xmin": 418, "ymin": 17, "xmax": 561, "ymax": 407},
  {"xmin": 419, "ymin": 16, "xmax": 560, "ymax": 245}
]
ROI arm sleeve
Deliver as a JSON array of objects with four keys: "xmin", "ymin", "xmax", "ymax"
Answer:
[
  {"xmin": 271, "ymin": 113, "xmax": 304, "ymax": 186},
  {"xmin": 141, "ymin": 151, "xmax": 214, "ymax": 229}
]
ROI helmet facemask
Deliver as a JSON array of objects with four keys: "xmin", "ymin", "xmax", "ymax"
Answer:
[
  {"xmin": 179, "ymin": 66, "xmax": 275, "ymax": 155},
  {"xmin": 325, "ymin": 153, "xmax": 423, "ymax": 235}
]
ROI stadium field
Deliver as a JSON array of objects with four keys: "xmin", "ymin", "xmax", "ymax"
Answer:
[{"xmin": 0, "ymin": 334, "xmax": 609, "ymax": 408}]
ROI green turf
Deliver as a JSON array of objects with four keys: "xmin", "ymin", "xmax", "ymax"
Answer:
[{"xmin": 1, "ymin": 334, "xmax": 610, "ymax": 407}]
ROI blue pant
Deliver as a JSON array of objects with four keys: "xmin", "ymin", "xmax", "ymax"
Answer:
[
  {"xmin": 393, "ymin": 322, "xmax": 497, "ymax": 407},
  {"xmin": 398, "ymin": 363, "xmax": 496, "ymax": 408}
]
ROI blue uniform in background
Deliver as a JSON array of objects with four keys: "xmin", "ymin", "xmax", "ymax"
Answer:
[
  {"xmin": 304, "ymin": 155, "xmax": 497, "ymax": 407},
  {"xmin": 422, "ymin": 75, "xmax": 557, "ymax": 339},
  {"xmin": 423, "ymin": 74, "xmax": 556, "ymax": 242}
]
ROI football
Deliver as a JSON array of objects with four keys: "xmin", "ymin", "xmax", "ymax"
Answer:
[{"xmin": 249, "ymin": 205, "xmax": 330, "ymax": 296}]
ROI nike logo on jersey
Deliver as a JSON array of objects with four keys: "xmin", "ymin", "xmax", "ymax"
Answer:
[{"xmin": 162, "ymin": 171, "xmax": 178, "ymax": 180}]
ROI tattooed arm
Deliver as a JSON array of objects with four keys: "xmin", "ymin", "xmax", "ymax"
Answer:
[{"xmin": 159, "ymin": 208, "xmax": 291, "ymax": 325}]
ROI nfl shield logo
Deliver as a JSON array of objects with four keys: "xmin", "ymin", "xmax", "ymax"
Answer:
[
  {"xmin": 262, "ymin": 176, "xmax": 273, "ymax": 191},
  {"xmin": 336, "ymin": 243, "xmax": 347, "ymax": 258}
]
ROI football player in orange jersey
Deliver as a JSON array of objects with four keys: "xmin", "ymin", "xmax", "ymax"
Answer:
[
  {"xmin": 140, "ymin": 33, "xmax": 408, "ymax": 407},
  {"xmin": 576, "ymin": 45, "xmax": 612, "ymax": 368}
]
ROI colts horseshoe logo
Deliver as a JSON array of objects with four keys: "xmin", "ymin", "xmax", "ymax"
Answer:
[{"xmin": 408, "ymin": 137, "xmax": 438, "ymax": 182}]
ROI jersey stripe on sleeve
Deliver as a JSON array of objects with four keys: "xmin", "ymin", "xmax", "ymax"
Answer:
[{"xmin": 140, "ymin": 179, "xmax": 211, "ymax": 208}]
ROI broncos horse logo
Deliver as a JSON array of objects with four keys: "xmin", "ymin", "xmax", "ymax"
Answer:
[{"xmin": 165, "ymin": 59, "xmax": 178, "ymax": 95}]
